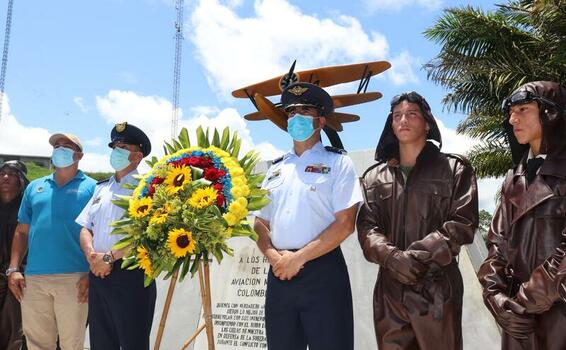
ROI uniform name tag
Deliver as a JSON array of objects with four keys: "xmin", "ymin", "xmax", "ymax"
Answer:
[{"xmin": 305, "ymin": 164, "xmax": 331, "ymax": 174}]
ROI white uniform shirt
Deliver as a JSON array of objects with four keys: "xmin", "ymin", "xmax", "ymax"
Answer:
[
  {"xmin": 258, "ymin": 142, "xmax": 363, "ymax": 250},
  {"xmin": 75, "ymin": 170, "xmax": 138, "ymax": 252}
]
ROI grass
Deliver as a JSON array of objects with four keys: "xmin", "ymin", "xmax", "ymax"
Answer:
[{"xmin": 25, "ymin": 162, "xmax": 113, "ymax": 182}]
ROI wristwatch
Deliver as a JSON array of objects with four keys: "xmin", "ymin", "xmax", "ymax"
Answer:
[
  {"xmin": 5, "ymin": 267, "xmax": 19, "ymax": 276},
  {"xmin": 102, "ymin": 251, "xmax": 115, "ymax": 265}
]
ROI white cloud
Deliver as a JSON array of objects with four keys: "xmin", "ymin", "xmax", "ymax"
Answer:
[
  {"xmin": 435, "ymin": 118, "xmax": 479, "ymax": 155},
  {"xmin": 0, "ymin": 91, "xmax": 283, "ymax": 173},
  {"xmin": 189, "ymin": 0, "xmax": 419, "ymax": 98},
  {"xmin": 0, "ymin": 95, "xmax": 109, "ymax": 172},
  {"xmin": 0, "ymin": 95, "xmax": 52, "ymax": 157},
  {"xmin": 84, "ymin": 137, "xmax": 103, "ymax": 147},
  {"xmin": 73, "ymin": 96, "xmax": 88, "ymax": 113},
  {"xmin": 188, "ymin": 105, "xmax": 221, "ymax": 118},
  {"xmin": 363, "ymin": 0, "xmax": 442, "ymax": 12},
  {"xmin": 223, "ymin": 0, "xmax": 244, "ymax": 8},
  {"xmin": 81, "ymin": 153, "xmax": 113, "ymax": 172},
  {"xmin": 95, "ymin": 90, "xmax": 284, "ymax": 164},
  {"xmin": 388, "ymin": 51, "xmax": 419, "ymax": 86},
  {"xmin": 477, "ymin": 177, "xmax": 503, "ymax": 213}
]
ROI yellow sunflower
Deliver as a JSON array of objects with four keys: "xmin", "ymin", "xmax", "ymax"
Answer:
[
  {"xmin": 164, "ymin": 166, "xmax": 192, "ymax": 195},
  {"xmin": 149, "ymin": 203, "xmax": 172, "ymax": 225},
  {"xmin": 167, "ymin": 228, "xmax": 196, "ymax": 258},
  {"xmin": 188, "ymin": 187, "xmax": 218, "ymax": 209},
  {"xmin": 128, "ymin": 197, "xmax": 153, "ymax": 219},
  {"xmin": 136, "ymin": 246, "xmax": 153, "ymax": 276}
]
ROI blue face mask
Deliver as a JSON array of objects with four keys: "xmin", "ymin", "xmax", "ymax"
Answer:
[
  {"xmin": 51, "ymin": 147, "xmax": 76, "ymax": 168},
  {"xmin": 110, "ymin": 147, "xmax": 131, "ymax": 171},
  {"xmin": 287, "ymin": 114, "xmax": 318, "ymax": 142}
]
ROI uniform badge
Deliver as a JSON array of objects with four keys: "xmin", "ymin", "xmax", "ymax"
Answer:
[
  {"xmin": 115, "ymin": 122, "xmax": 127, "ymax": 133},
  {"xmin": 305, "ymin": 164, "xmax": 330, "ymax": 174},
  {"xmin": 37, "ymin": 186, "xmax": 44, "ymax": 193},
  {"xmin": 92, "ymin": 197, "xmax": 101, "ymax": 205},
  {"xmin": 288, "ymin": 85, "xmax": 308, "ymax": 96}
]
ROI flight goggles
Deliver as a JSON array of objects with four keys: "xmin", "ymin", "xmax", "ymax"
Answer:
[
  {"xmin": 390, "ymin": 91, "xmax": 432, "ymax": 112},
  {"xmin": 502, "ymin": 90, "xmax": 561, "ymax": 116}
]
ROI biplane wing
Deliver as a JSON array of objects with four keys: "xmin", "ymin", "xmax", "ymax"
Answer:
[
  {"xmin": 254, "ymin": 93, "xmax": 288, "ymax": 131},
  {"xmin": 333, "ymin": 112, "xmax": 360, "ymax": 123},
  {"xmin": 246, "ymin": 99, "xmax": 361, "ymax": 133},
  {"xmin": 232, "ymin": 61, "xmax": 391, "ymax": 98},
  {"xmin": 332, "ymin": 92, "xmax": 382, "ymax": 108},
  {"xmin": 243, "ymin": 92, "xmax": 380, "ymax": 121}
]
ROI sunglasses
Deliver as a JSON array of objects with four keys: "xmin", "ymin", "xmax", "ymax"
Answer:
[{"xmin": 390, "ymin": 92, "xmax": 431, "ymax": 112}]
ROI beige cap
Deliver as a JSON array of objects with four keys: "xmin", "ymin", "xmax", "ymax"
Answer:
[{"xmin": 48, "ymin": 133, "xmax": 83, "ymax": 152}]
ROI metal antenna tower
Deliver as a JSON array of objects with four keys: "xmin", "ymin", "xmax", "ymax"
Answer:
[
  {"xmin": 171, "ymin": 0, "xmax": 184, "ymax": 138},
  {"xmin": 0, "ymin": 0, "xmax": 14, "ymax": 123}
]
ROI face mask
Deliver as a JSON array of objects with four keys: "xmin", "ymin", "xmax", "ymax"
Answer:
[
  {"xmin": 51, "ymin": 147, "xmax": 76, "ymax": 168},
  {"xmin": 110, "ymin": 147, "xmax": 132, "ymax": 171},
  {"xmin": 287, "ymin": 114, "xmax": 318, "ymax": 142}
]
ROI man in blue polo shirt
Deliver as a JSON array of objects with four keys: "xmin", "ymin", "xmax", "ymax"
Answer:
[{"xmin": 7, "ymin": 132, "xmax": 96, "ymax": 350}]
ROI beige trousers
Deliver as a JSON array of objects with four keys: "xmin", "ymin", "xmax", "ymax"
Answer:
[{"xmin": 21, "ymin": 273, "xmax": 87, "ymax": 350}]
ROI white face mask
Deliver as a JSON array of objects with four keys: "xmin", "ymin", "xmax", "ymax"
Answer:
[
  {"xmin": 110, "ymin": 147, "xmax": 131, "ymax": 171},
  {"xmin": 51, "ymin": 147, "xmax": 76, "ymax": 168},
  {"xmin": 287, "ymin": 114, "xmax": 319, "ymax": 142}
]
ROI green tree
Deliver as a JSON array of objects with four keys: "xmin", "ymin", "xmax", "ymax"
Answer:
[
  {"xmin": 478, "ymin": 209, "xmax": 494, "ymax": 241},
  {"xmin": 424, "ymin": 0, "xmax": 566, "ymax": 178}
]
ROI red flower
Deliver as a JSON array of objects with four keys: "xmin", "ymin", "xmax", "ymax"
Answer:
[
  {"xmin": 151, "ymin": 177, "xmax": 164, "ymax": 185},
  {"xmin": 187, "ymin": 157, "xmax": 201, "ymax": 167},
  {"xmin": 148, "ymin": 185, "xmax": 156, "ymax": 197},
  {"xmin": 180, "ymin": 158, "xmax": 192, "ymax": 167},
  {"xmin": 213, "ymin": 183, "xmax": 223, "ymax": 192},
  {"xmin": 204, "ymin": 168, "xmax": 225, "ymax": 182},
  {"xmin": 216, "ymin": 193, "xmax": 225, "ymax": 207}
]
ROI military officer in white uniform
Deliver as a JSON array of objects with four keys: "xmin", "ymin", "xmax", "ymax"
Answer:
[
  {"xmin": 254, "ymin": 82, "xmax": 363, "ymax": 350},
  {"xmin": 76, "ymin": 122, "xmax": 156, "ymax": 350}
]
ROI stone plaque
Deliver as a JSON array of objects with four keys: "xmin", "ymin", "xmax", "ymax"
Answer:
[{"xmin": 194, "ymin": 237, "xmax": 269, "ymax": 349}]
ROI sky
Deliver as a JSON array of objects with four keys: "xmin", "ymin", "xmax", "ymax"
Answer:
[{"xmin": 0, "ymin": 0, "xmax": 503, "ymax": 211}]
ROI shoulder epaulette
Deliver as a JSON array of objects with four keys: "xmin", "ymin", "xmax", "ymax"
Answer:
[
  {"xmin": 271, "ymin": 155, "xmax": 284, "ymax": 165},
  {"xmin": 324, "ymin": 146, "xmax": 347, "ymax": 155},
  {"xmin": 96, "ymin": 178, "xmax": 110, "ymax": 185}
]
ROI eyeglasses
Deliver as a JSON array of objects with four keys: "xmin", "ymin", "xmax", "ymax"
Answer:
[{"xmin": 390, "ymin": 91, "xmax": 431, "ymax": 112}]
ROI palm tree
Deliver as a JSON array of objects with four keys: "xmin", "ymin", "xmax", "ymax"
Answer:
[{"xmin": 424, "ymin": 0, "xmax": 566, "ymax": 178}]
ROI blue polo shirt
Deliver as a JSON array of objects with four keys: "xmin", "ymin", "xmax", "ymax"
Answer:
[{"xmin": 18, "ymin": 171, "xmax": 96, "ymax": 275}]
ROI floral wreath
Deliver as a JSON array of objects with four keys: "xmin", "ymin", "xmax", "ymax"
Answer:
[{"xmin": 111, "ymin": 127, "xmax": 269, "ymax": 285}]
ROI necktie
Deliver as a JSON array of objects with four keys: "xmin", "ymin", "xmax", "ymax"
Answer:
[{"xmin": 526, "ymin": 157, "xmax": 544, "ymax": 184}]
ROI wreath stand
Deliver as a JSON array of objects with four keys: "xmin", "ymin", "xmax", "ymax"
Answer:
[{"xmin": 153, "ymin": 259, "xmax": 215, "ymax": 350}]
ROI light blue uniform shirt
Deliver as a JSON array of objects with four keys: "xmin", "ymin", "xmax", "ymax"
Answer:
[
  {"xmin": 18, "ymin": 171, "xmax": 96, "ymax": 275},
  {"xmin": 75, "ymin": 170, "xmax": 138, "ymax": 252},
  {"xmin": 258, "ymin": 142, "xmax": 363, "ymax": 250}
]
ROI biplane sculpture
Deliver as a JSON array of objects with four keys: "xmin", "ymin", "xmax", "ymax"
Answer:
[{"xmin": 232, "ymin": 60, "xmax": 391, "ymax": 149}]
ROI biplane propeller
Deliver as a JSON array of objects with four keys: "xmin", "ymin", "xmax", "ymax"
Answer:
[{"xmin": 232, "ymin": 60, "xmax": 391, "ymax": 149}]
